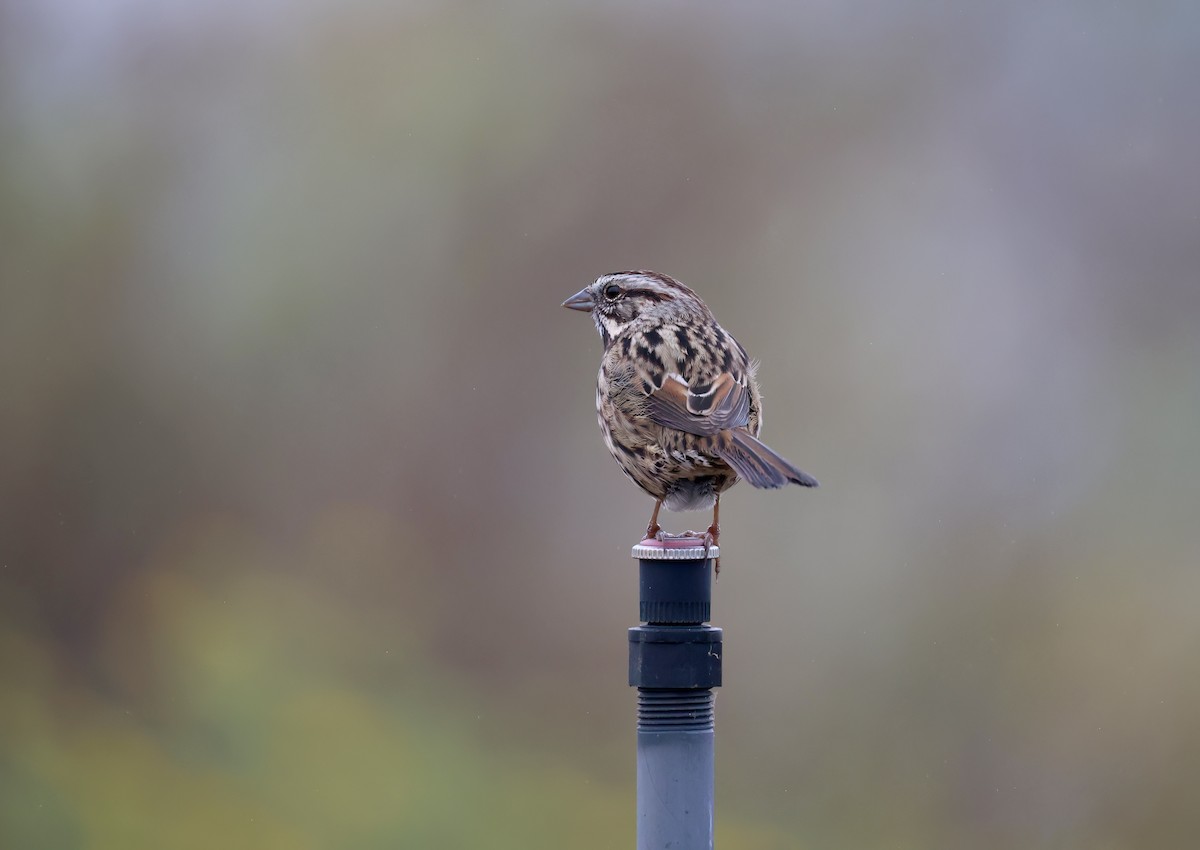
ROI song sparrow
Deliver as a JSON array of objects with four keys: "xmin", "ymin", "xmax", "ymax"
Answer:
[{"xmin": 563, "ymin": 270, "xmax": 817, "ymax": 569}]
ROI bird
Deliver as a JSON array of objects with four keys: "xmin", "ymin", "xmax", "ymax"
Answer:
[{"xmin": 562, "ymin": 270, "xmax": 817, "ymax": 571}]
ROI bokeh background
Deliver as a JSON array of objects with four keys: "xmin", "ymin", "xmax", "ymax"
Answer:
[{"xmin": 3, "ymin": 1, "xmax": 1199, "ymax": 847}]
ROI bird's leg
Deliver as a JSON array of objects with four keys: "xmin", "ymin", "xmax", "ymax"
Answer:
[
  {"xmin": 670, "ymin": 497, "xmax": 722, "ymax": 569},
  {"xmin": 644, "ymin": 499, "xmax": 663, "ymax": 541},
  {"xmin": 707, "ymin": 495, "xmax": 721, "ymax": 575},
  {"xmin": 652, "ymin": 496, "xmax": 721, "ymax": 572}
]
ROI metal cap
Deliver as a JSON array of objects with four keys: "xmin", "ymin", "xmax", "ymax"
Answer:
[{"xmin": 631, "ymin": 537, "xmax": 719, "ymax": 561}]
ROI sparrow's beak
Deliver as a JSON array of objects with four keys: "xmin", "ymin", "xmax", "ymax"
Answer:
[{"xmin": 561, "ymin": 288, "xmax": 594, "ymax": 312}]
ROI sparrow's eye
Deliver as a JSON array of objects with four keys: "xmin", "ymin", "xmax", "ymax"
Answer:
[{"xmin": 603, "ymin": 283, "xmax": 622, "ymax": 301}]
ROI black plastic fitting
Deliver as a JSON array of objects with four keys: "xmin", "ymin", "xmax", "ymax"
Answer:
[{"xmin": 628, "ymin": 551, "xmax": 723, "ymax": 691}]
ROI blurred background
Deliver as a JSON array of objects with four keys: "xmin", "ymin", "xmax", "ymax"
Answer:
[{"xmin": 2, "ymin": 1, "xmax": 1198, "ymax": 847}]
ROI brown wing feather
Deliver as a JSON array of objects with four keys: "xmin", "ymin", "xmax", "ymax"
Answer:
[
  {"xmin": 645, "ymin": 372, "xmax": 751, "ymax": 436},
  {"xmin": 714, "ymin": 428, "xmax": 819, "ymax": 489}
]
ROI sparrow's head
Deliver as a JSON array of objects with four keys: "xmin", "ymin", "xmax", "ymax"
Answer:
[{"xmin": 562, "ymin": 270, "xmax": 710, "ymax": 346}]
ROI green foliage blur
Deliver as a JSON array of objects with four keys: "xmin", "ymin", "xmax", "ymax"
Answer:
[{"xmin": 2, "ymin": 1, "xmax": 1199, "ymax": 848}]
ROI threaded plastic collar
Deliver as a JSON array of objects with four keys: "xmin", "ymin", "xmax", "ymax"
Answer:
[{"xmin": 637, "ymin": 688, "xmax": 715, "ymax": 731}]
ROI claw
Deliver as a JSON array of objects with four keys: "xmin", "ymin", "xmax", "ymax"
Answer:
[
  {"xmin": 708, "ymin": 495, "xmax": 721, "ymax": 576},
  {"xmin": 706, "ymin": 522, "xmax": 721, "ymax": 576}
]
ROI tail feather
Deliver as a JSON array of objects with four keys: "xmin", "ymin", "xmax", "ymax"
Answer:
[{"xmin": 716, "ymin": 429, "xmax": 819, "ymax": 489}]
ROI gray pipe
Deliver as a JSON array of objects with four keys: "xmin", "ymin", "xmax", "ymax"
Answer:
[{"xmin": 629, "ymin": 541, "xmax": 723, "ymax": 850}]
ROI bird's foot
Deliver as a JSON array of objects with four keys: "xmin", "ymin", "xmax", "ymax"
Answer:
[
  {"xmin": 653, "ymin": 527, "xmax": 721, "ymax": 575},
  {"xmin": 705, "ymin": 523, "xmax": 720, "ymax": 576},
  {"xmin": 644, "ymin": 522, "xmax": 662, "ymax": 542},
  {"xmin": 654, "ymin": 529, "xmax": 707, "ymax": 542}
]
